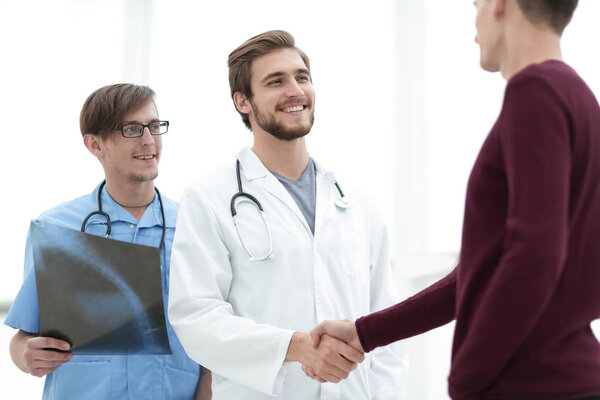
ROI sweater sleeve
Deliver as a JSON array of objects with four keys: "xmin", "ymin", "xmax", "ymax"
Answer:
[
  {"xmin": 356, "ymin": 268, "xmax": 457, "ymax": 352},
  {"xmin": 448, "ymin": 75, "xmax": 571, "ymax": 399}
]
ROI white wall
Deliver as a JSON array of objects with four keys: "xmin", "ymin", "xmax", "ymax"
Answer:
[{"xmin": 0, "ymin": 0, "xmax": 398, "ymax": 303}]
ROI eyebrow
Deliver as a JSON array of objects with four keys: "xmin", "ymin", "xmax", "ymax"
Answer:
[
  {"xmin": 260, "ymin": 68, "xmax": 311, "ymax": 83},
  {"xmin": 122, "ymin": 118, "xmax": 160, "ymax": 125}
]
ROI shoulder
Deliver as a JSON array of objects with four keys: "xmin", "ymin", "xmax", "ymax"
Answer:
[
  {"xmin": 182, "ymin": 162, "xmax": 238, "ymax": 203},
  {"xmin": 505, "ymin": 61, "xmax": 587, "ymax": 104},
  {"xmin": 506, "ymin": 63, "xmax": 559, "ymax": 99},
  {"xmin": 36, "ymin": 191, "xmax": 97, "ymax": 230},
  {"xmin": 499, "ymin": 61, "xmax": 574, "ymax": 128}
]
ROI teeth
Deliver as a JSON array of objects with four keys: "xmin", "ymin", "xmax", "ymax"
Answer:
[
  {"xmin": 282, "ymin": 105, "xmax": 304, "ymax": 113},
  {"xmin": 135, "ymin": 155, "xmax": 154, "ymax": 160}
]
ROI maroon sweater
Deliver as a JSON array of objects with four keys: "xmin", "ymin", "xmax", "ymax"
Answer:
[{"xmin": 356, "ymin": 61, "xmax": 600, "ymax": 399}]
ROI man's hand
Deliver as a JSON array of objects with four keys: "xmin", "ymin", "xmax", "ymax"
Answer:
[
  {"xmin": 194, "ymin": 366, "xmax": 212, "ymax": 400},
  {"xmin": 309, "ymin": 319, "xmax": 363, "ymax": 352},
  {"xmin": 302, "ymin": 320, "xmax": 364, "ymax": 382},
  {"xmin": 285, "ymin": 332, "xmax": 364, "ymax": 383},
  {"xmin": 10, "ymin": 330, "xmax": 73, "ymax": 377}
]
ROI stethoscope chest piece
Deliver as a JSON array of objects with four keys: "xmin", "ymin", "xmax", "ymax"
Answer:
[
  {"xmin": 334, "ymin": 181, "xmax": 353, "ymax": 209},
  {"xmin": 335, "ymin": 197, "xmax": 353, "ymax": 209}
]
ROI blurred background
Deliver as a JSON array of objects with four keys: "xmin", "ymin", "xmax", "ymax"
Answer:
[{"xmin": 1, "ymin": 0, "xmax": 599, "ymax": 398}]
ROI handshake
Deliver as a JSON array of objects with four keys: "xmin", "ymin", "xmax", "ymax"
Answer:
[{"xmin": 286, "ymin": 319, "xmax": 364, "ymax": 383}]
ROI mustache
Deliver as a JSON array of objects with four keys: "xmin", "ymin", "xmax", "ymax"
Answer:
[{"xmin": 277, "ymin": 98, "xmax": 310, "ymax": 108}]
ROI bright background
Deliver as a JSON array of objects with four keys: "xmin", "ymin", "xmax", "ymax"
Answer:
[{"xmin": 1, "ymin": 0, "xmax": 599, "ymax": 398}]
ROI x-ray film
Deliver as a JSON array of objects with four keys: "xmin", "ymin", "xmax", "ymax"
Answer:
[{"xmin": 30, "ymin": 220, "xmax": 172, "ymax": 355}]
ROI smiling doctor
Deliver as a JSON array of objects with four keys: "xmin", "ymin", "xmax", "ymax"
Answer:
[{"xmin": 168, "ymin": 30, "xmax": 407, "ymax": 399}]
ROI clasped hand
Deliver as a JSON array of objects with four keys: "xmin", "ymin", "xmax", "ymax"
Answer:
[
  {"xmin": 287, "ymin": 328, "xmax": 363, "ymax": 383},
  {"xmin": 301, "ymin": 319, "xmax": 364, "ymax": 383}
]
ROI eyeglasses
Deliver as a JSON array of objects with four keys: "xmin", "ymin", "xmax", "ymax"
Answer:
[{"xmin": 115, "ymin": 121, "xmax": 169, "ymax": 138}]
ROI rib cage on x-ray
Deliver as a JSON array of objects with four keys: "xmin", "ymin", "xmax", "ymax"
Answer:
[{"xmin": 31, "ymin": 220, "xmax": 171, "ymax": 355}]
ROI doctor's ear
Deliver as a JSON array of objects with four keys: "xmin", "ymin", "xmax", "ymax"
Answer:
[
  {"xmin": 233, "ymin": 92, "xmax": 252, "ymax": 114},
  {"xmin": 83, "ymin": 133, "xmax": 104, "ymax": 158},
  {"xmin": 492, "ymin": 0, "xmax": 506, "ymax": 19}
]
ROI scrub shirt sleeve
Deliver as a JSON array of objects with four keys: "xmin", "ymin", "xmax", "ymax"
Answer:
[
  {"xmin": 366, "ymin": 206, "xmax": 409, "ymax": 400},
  {"xmin": 5, "ymin": 229, "xmax": 41, "ymax": 334},
  {"xmin": 168, "ymin": 184, "xmax": 294, "ymax": 396}
]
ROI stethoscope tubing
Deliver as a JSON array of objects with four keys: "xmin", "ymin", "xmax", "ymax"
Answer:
[
  {"xmin": 81, "ymin": 180, "xmax": 166, "ymax": 250},
  {"xmin": 231, "ymin": 159, "xmax": 351, "ymax": 262}
]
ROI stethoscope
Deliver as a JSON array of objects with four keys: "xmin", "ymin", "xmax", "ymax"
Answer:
[
  {"xmin": 81, "ymin": 180, "xmax": 166, "ymax": 250},
  {"xmin": 230, "ymin": 159, "xmax": 352, "ymax": 262}
]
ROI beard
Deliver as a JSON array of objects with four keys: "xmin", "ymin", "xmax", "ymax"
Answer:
[
  {"xmin": 128, "ymin": 171, "xmax": 159, "ymax": 182},
  {"xmin": 250, "ymin": 100, "xmax": 315, "ymax": 141}
]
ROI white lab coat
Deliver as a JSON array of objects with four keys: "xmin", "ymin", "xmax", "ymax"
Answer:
[{"xmin": 169, "ymin": 147, "xmax": 407, "ymax": 399}]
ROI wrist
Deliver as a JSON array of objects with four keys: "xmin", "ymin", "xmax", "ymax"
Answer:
[
  {"xmin": 284, "ymin": 332, "xmax": 311, "ymax": 363},
  {"xmin": 10, "ymin": 331, "xmax": 31, "ymax": 373}
]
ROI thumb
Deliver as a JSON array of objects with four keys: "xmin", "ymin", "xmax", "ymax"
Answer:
[{"xmin": 309, "ymin": 321, "xmax": 329, "ymax": 348}]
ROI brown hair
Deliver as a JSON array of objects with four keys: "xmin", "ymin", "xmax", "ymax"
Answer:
[
  {"xmin": 516, "ymin": 0, "xmax": 578, "ymax": 34},
  {"xmin": 228, "ymin": 30, "xmax": 310, "ymax": 130},
  {"xmin": 79, "ymin": 83, "xmax": 156, "ymax": 136}
]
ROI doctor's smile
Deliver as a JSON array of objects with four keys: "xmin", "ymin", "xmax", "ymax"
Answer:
[
  {"xmin": 133, "ymin": 153, "xmax": 158, "ymax": 161},
  {"xmin": 280, "ymin": 103, "xmax": 308, "ymax": 113}
]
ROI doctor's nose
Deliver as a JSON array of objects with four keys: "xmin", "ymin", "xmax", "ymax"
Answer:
[
  {"xmin": 140, "ymin": 126, "xmax": 156, "ymax": 145},
  {"xmin": 286, "ymin": 81, "xmax": 305, "ymax": 97}
]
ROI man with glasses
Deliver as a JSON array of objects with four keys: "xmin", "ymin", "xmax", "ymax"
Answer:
[{"xmin": 5, "ymin": 83, "xmax": 209, "ymax": 399}]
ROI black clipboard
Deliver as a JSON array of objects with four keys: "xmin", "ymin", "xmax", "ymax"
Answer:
[{"xmin": 30, "ymin": 220, "xmax": 172, "ymax": 355}]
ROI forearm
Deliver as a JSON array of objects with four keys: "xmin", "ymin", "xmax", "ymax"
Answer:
[
  {"xmin": 357, "ymin": 268, "xmax": 457, "ymax": 352},
  {"xmin": 169, "ymin": 300, "xmax": 295, "ymax": 395}
]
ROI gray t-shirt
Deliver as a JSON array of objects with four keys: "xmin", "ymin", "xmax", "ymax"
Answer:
[{"xmin": 271, "ymin": 158, "xmax": 317, "ymax": 234}]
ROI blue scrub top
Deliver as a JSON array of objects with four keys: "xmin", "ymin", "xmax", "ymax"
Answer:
[{"xmin": 5, "ymin": 184, "xmax": 199, "ymax": 400}]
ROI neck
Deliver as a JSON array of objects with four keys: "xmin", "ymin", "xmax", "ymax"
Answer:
[
  {"xmin": 252, "ymin": 131, "xmax": 309, "ymax": 180},
  {"xmin": 104, "ymin": 179, "xmax": 156, "ymax": 221},
  {"xmin": 500, "ymin": 18, "xmax": 563, "ymax": 80}
]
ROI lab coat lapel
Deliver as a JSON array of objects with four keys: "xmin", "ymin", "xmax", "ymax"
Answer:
[
  {"xmin": 313, "ymin": 159, "xmax": 334, "ymax": 238},
  {"xmin": 237, "ymin": 147, "xmax": 311, "ymax": 234}
]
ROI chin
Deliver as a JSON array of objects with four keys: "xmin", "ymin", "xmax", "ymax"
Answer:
[
  {"xmin": 480, "ymin": 58, "xmax": 500, "ymax": 73},
  {"xmin": 129, "ymin": 171, "xmax": 159, "ymax": 183}
]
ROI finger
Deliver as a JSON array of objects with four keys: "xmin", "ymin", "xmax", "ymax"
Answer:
[
  {"xmin": 30, "ymin": 365, "xmax": 61, "ymax": 378},
  {"xmin": 319, "ymin": 369, "xmax": 344, "ymax": 383},
  {"xmin": 321, "ymin": 334, "xmax": 364, "ymax": 367},
  {"xmin": 315, "ymin": 336, "xmax": 355, "ymax": 374},
  {"xmin": 332, "ymin": 355, "xmax": 357, "ymax": 374},
  {"xmin": 305, "ymin": 366, "xmax": 326, "ymax": 383},
  {"xmin": 28, "ymin": 336, "xmax": 71, "ymax": 351},
  {"xmin": 315, "ymin": 352, "xmax": 354, "ymax": 379},
  {"xmin": 302, "ymin": 365, "xmax": 313, "ymax": 378},
  {"xmin": 334, "ymin": 340, "xmax": 365, "ymax": 364},
  {"xmin": 29, "ymin": 349, "xmax": 73, "ymax": 363}
]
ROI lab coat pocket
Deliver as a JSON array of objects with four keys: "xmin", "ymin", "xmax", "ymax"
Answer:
[
  {"xmin": 340, "ymin": 227, "xmax": 369, "ymax": 282},
  {"xmin": 51, "ymin": 360, "xmax": 111, "ymax": 400}
]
